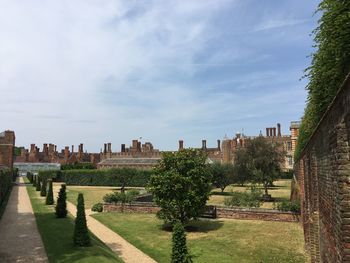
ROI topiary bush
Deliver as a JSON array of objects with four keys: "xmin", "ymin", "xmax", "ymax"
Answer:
[
  {"xmin": 27, "ymin": 172, "xmax": 33, "ymax": 183},
  {"xmin": 46, "ymin": 179, "xmax": 54, "ymax": 205},
  {"xmin": 73, "ymin": 193, "xmax": 90, "ymax": 246},
  {"xmin": 277, "ymin": 200, "xmax": 301, "ymax": 213},
  {"xmin": 91, "ymin": 203, "xmax": 103, "ymax": 212},
  {"xmin": 33, "ymin": 175, "xmax": 37, "ymax": 187},
  {"xmin": 171, "ymin": 221, "xmax": 192, "ymax": 263},
  {"xmin": 36, "ymin": 177, "xmax": 41, "ymax": 191},
  {"xmin": 55, "ymin": 184, "xmax": 67, "ymax": 218},
  {"xmin": 40, "ymin": 178, "xmax": 47, "ymax": 197}
]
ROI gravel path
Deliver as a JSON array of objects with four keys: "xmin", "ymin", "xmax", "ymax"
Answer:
[
  {"xmin": 0, "ymin": 177, "xmax": 48, "ymax": 262},
  {"xmin": 54, "ymin": 185, "xmax": 157, "ymax": 263}
]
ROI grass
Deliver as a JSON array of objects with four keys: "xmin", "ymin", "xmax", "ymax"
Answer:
[
  {"xmin": 25, "ymin": 178, "xmax": 123, "ymax": 263},
  {"xmin": 208, "ymin": 179, "xmax": 292, "ymax": 209},
  {"xmin": 93, "ymin": 212, "xmax": 308, "ymax": 263}
]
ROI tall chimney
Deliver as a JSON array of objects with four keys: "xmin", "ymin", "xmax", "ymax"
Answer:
[
  {"xmin": 202, "ymin": 140, "xmax": 207, "ymax": 149},
  {"xmin": 64, "ymin": 146, "xmax": 69, "ymax": 159},
  {"xmin": 273, "ymin": 127, "xmax": 276, "ymax": 137},
  {"xmin": 71, "ymin": 145, "xmax": 74, "ymax": 153},
  {"xmin": 30, "ymin": 144, "xmax": 35, "ymax": 152},
  {"xmin": 121, "ymin": 144, "xmax": 126, "ymax": 152},
  {"xmin": 107, "ymin": 143, "xmax": 112, "ymax": 153},
  {"xmin": 266, "ymin": 128, "xmax": 269, "ymax": 137},
  {"xmin": 179, "ymin": 140, "xmax": 184, "ymax": 150},
  {"xmin": 54, "ymin": 145, "xmax": 57, "ymax": 152},
  {"xmin": 104, "ymin": 143, "xmax": 107, "ymax": 153},
  {"xmin": 277, "ymin": 123, "xmax": 281, "ymax": 137},
  {"xmin": 217, "ymin": 139, "xmax": 221, "ymax": 150},
  {"xmin": 80, "ymin": 143, "xmax": 84, "ymax": 153},
  {"xmin": 137, "ymin": 142, "xmax": 141, "ymax": 152}
]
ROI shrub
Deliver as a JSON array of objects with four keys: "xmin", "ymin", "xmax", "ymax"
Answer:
[
  {"xmin": 91, "ymin": 203, "xmax": 103, "ymax": 212},
  {"xmin": 27, "ymin": 172, "xmax": 33, "ymax": 183},
  {"xmin": 277, "ymin": 200, "xmax": 301, "ymax": 213},
  {"xmin": 33, "ymin": 175, "xmax": 37, "ymax": 187},
  {"xmin": 55, "ymin": 184, "xmax": 67, "ymax": 218},
  {"xmin": 171, "ymin": 221, "xmax": 192, "ymax": 263},
  {"xmin": 0, "ymin": 169, "xmax": 13, "ymax": 209},
  {"xmin": 61, "ymin": 163, "xmax": 96, "ymax": 170},
  {"xmin": 103, "ymin": 190, "xmax": 140, "ymax": 204},
  {"xmin": 73, "ymin": 193, "xmax": 90, "ymax": 246},
  {"xmin": 46, "ymin": 179, "xmax": 54, "ymax": 205},
  {"xmin": 40, "ymin": 178, "xmax": 47, "ymax": 197},
  {"xmin": 36, "ymin": 177, "xmax": 41, "ymax": 191},
  {"xmin": 224, "ymin": 185, "xmax": 263, "ymax": 208}
]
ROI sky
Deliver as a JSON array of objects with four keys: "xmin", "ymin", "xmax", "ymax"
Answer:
[{"xmin": 0, "ymin": 0, "xmax": 320, "ymax": 152}]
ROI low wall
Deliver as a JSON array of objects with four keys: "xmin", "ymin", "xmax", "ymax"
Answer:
[{"xmin": 103, "ymin": 202, "xmax": 300, "ymax": 222}]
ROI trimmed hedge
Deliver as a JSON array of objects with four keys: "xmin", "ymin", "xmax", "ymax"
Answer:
[
  {"xmin": 0, "ymin": 168, "xmax": 13, "ymax": 211},
  {"xmin": 38, "ymin": 168, "xmax": 152, "ymax": 187}
]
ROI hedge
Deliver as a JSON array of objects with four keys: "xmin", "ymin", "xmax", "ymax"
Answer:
[
  {"xmin": 38, "ymin": 168, "xmax": 152, "ymax": 187},
  {"xmin": 0, "ymin": 168, "xmax": 15, "ymax": 217}
]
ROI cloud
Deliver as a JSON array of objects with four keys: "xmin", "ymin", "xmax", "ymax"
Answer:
[{"xmin": 0, "ymin": 0, "xmax": 317, "ymax": 151}]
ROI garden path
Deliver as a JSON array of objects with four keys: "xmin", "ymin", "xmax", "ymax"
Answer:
[
  {"xmin": 53, "ymin": 185, "xmax": 157, "ymax": 263},
  {"xmin": 0, "ymin": 177, "xmax": 48, "ymax": 262}
]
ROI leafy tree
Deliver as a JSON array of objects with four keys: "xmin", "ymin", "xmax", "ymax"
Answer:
[
  {"xmin": 171, "ymin": 221, "xmax": 192, "ymax": 263},
  {"xmin": 233, "ymin": 148, "xmax": 252, "ymax": 186},
  {"xmin": 73, "ymin": 193, "xmax": 90, "ymax": 246},
  {"xmin": 40, "ymin": 178, "xmax": 47, "ymax": 197},
  {"xmin": 55, "ymin": 184, "xmax": 67, "ymax": 218},
  {"xmin": 117, "ymin": 168, "xmax": 136, "ymax": 193},
  {"xmin": 296, "ymin": 0, "xmax": 350, "ymax": 159},
  {"xmin": 46, "ymin": 179, "xmax": 54, "ymax": 205},
  {"xmin": 245, "ymin": 137, "xmax": 284, "ymax": 198},
  {"xmin": 36, "ymin": 177, "xmax": 41, "ymax": 191},
  {"xmin": 149, "ymin": 149, "xmax": 211, "ymax": 225},
  {"xmin": 210, "ymin": 162, "xmax": 234, "ymax": 192}
]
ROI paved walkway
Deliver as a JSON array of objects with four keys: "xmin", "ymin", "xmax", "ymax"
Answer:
[
  {"xmin": 54, "ymin": 185, "xmax": 157, "ymax": 263},
  {"xmin": 0, "ymin": 177, "xmax": 48, "ymax": 262}
]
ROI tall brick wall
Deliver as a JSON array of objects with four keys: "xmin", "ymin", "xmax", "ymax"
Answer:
[
  {"xmin": 295, "ymin": 74, "xmax": 350, "ymax": 263},
  {"xmin": 0, "ymin": 131, "xmax": 15, "ymax": 170}
]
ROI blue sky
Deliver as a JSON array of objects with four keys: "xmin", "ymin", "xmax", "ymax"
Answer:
[{"xmin": 0, "ymin": 0, "xmax": 320, "ymax": 152}]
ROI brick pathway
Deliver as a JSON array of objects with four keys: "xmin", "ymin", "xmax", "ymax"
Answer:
[{"xmin": 0, "ymin": 177, "xmax": 48, "ymax": 262}]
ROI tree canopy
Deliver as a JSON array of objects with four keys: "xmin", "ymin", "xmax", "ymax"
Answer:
[{"xmin": 148, "ymin": 149, "xmax": 211, "ymax": 225}]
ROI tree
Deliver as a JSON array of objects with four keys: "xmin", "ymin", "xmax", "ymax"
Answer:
[
  {"xmin": 233, "ymin": 147, "xmax": 252, "ymax": 186},
  {"xmin": 296, "ymin": 0, "xmax": 350, "ymax": 159},
  {"xmin": 245, "ymin": 137, "xmax": 284, "ymax": 199},
  {"xmin": 55, "ymin": 184, "xmax": 67, "ymax": 218},
  {"xmin": 73, "ymin": 193, "xmax": 90, "ymax": 246},
  {"xmin": 210, "ymin": 162, "xmax": 233, "ymax": 192},
  {"xmin": 46, "ymin": 179, "xmax": 54, "ymax": 205},
  {"xmin": 148, "ymin": 149, "xmax": 211, "ymax": 225},
  {"xmin": 40, "ymin": 178, "xmax": 47, "ymax": 197},
  {"xmin": 36, "ymin": 177, "xmax": 41, "ymax": 191},
  {"xmin": 171, "ymin": 221, "xmax": 192, "ymax": 263},
  {"xmin": 117, "ymin": 168, "xmax": 135, "ymax": 194}
]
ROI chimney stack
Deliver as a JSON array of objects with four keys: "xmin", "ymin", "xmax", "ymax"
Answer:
[
  {"xmin": 266, "ymin": 128, "xmax": 269, "ymax": 137},
  {"xmin": 121, "ymin": 144, "xmax": 126, "ymax": 152},
  {"xmin": 277, "ymin": 123, "xmax": 281, "ymax": 137},
  {"xmin": 71, "ymin": 145, "xmax": 74, "ymax": 153},
  {"xmin": 104, "ymin": 143, "xmax": 107, "ymax": 153},
  {"xmin": 79, "ymin": 143, "xmax": 84, "ymax": 153},
  {"xmin": 178, "ymin": 140, "xmax": 184, "ymax": 150},
  {"xmin": 217, "ymin": 139, "xmax": 221, "ymax": 150},
  {"xmin": 30, "ymin": 144, "xmax": 35, "ymax": 152},
  {"xmin": 202, "ymin": 140, "xmax": 207, "ymax": 149},
  {"xmin": 107, "ymin": 143, "xmax": 112, "ymax": 153},
  {"xmin": 273, "ymin": 127, "xmax": 276, "ymax": 137},
  {"xmin": 64, "ymin": 146, "xmax": 69, "ymax": 159}
]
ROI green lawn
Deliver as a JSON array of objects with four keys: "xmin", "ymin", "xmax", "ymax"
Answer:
[
  {"xmin": 208, "ymin": 179, "xmax": 292, "ymax": 209},
  {"xmin": 25, "ymin": 178, "xmax": 123, "ymax": 263},
  {"xmin": 93, "ymin": 212, "xmax": 308, "ymax": 263}
]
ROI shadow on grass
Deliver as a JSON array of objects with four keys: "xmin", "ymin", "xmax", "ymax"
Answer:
[{"xmin": 160, "ymin": 219, "xmax": 224, "ymax": 233}]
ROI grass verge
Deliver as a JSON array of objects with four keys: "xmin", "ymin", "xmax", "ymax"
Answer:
[
  {"xmin": 25, "ymin": 178, "xmax": 123, "ymax": 263},
  {"xmin": 93, "ymin": 212, "xmax": 308, "ymax": 263}
]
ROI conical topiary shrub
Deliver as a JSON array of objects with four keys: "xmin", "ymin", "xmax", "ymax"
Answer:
[
  {"xmin": 33, "ymin": 175, "xmax": 37, "ymax": 187},
  {"xmin": 46, "ymin": 179, "xmax": 54, "ymax": 205},
  {"xmin": 40, "ymin": 178, "xmax": 47, "ymax": 196},
  {"xmin": 73, "ymin": 193, "xmax": 90, "ymax": 246},
  {"xmin": 171, "ymin": 221, "xmax": 192, "ymax": 263},
  {"xmin": 36, "ymin": 177, "xmax": 41, "ymax": 191},
  {"xmin": 55, "ymin": 184, "xmax": 67, "ymax": 218}
]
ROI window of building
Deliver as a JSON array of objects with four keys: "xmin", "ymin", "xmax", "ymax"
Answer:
[{"xmin": 286, "ymin": 141, "xmax": 292, "ymax": 151}]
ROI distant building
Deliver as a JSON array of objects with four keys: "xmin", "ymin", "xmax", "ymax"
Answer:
[{"xmin": 0, "ymin": 130, "xmax": 15, "ymax": 170}]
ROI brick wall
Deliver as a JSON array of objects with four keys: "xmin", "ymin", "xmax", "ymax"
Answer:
[
  {"xmin": 103, "ymin": 202, "xmax": 300, "ymax": 222},
  {"xmin": 295, "ymin": 74, "xmax": 350, "ymax": 263},
  {"xmin": 0, "ymin": 131, "xmax": 15, "ymax": 170}
]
